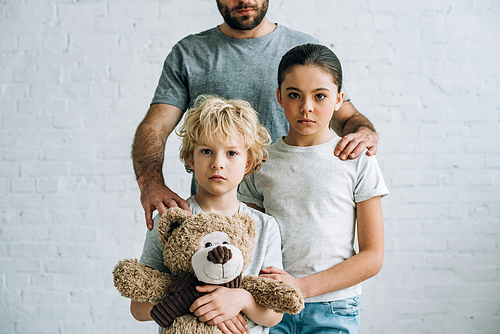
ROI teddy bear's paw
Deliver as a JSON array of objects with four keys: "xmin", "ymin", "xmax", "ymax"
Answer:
[
  {"xmin": 161, "ymin": 315, "xmax": 226, "ymax": 334},
  {"xmin": 242, "ymin": 275, "xmax": 305, "ymax": 315},
  {"xmin": 112, "ymin": 258, "xmax": 175, "ymax": 303}
]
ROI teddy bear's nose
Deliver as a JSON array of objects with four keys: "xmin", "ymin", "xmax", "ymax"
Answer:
[{"xmin": 207, "ymin": 245, "xmax": 233, "ymax": 265}]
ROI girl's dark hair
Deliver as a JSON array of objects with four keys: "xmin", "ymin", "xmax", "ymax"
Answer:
[{"xmin": 278, "ymin": 43, "xmax": 343, "ymax": 93}]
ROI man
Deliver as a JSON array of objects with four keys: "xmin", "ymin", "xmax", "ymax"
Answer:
[{"xmin": 132, "ymin": 0, "xmax": 380, "ymax": 230}]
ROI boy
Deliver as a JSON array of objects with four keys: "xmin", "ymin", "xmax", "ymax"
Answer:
[{"xmin": 131, "ymin": 95, "xmax": 284, "ymax": 334}]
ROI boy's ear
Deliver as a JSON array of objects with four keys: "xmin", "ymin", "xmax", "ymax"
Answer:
[
  {"xmin": 187, "ymin": 157, "xmax": 195, "ymax": 172},
  {"xmin": 276, "ymin": 88, "xmax": 283, "ymax": 106},
  {"xmin": 334, "ymin": 90, "xmax": 345, "ymax": 111}
]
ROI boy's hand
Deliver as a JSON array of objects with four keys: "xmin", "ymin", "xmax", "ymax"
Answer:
[{"xmin": 190, "ymin": 285, "xmax": 250, "ymax": 332}]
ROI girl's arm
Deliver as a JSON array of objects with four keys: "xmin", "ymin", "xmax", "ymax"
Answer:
[{"xmin": 260, "ymin": 196, "xmax": 384, "ymax": 299}]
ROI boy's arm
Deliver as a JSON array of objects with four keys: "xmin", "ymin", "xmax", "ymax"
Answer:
[
  {"xmin": 191, "ymin": 285, "xmax": 283, "ymax": 328},
  {"xmin": 260, "ymin": 196, "xmax": 384, "ymax": 299},
  {"xmin": 130, "ymin": 291, "xmax": 249, "ymax": 334},
  {"xmin": 330, "ymin": 101, "xmax": 379, "ymax": 161},
  {"xmin": 130, "ymin": 300, "xmax": 154, "ymax": 322},
  {"xmin": 132, "ymin": 103, "xmax": 192, "ymax": 230}
]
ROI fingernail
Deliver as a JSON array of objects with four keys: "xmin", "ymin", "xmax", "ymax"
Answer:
[{"xmin": 341, "ymin": 154, "xmax": 346, "ymax": 160}]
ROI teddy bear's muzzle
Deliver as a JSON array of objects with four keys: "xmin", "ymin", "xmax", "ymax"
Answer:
[{"xmin": 207, "ymin": 245, "xmax": 232, "ymax": 265}]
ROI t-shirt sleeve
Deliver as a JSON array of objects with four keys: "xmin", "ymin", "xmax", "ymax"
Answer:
[
  {"xmin": 237, "ymin": 174, "xmax": 264, "ymax": 209},
  {"xmin": 151, "ymin": 43, "xmax": 190, "ymax": 112},
  {"xmin": 353, "ymin": 154, "xmax": 389, "ymax": 203},
  {"xmin": 139, "ymin": 214, "xmax": 169, "ymax": 273},
  {"xmin": 262, "ymin": 216, "xmax": 283, "ymax": 270}
]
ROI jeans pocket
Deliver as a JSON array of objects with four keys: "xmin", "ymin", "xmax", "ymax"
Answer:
[{"xmin": 330, "ymin": 296, "xmax": 360, "ymax": 317}]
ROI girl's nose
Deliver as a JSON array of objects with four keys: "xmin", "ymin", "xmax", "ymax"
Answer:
[{"xmin": 300, "ymin": 99, "xmax": 313, "ymax": 114}]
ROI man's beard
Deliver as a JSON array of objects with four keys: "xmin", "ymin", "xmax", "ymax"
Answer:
[{"xmin": 217, "ymin": 0, "xmax": 269, "ymax": 31}]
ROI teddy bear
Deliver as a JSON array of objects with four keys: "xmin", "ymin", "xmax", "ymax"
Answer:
[{"xmin": 113, "ymin": 207, "xmax": 304, "ymax": 334}]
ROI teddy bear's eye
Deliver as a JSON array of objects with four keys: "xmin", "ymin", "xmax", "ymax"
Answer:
[
  {"xmin": 205, "ymin": 242, "xmax": 212, "ymax": 248},
  {"xmin": 222, "ymin": 242, "xmax": 229, "ymax": 245}
]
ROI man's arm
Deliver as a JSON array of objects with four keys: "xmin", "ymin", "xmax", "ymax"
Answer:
[
  {"xmin": 132, "ymin": 103, "xmax": 192, "ymax": 230},
  {"xmin": 330, "ymin": 101, "xmax": 380, "ymax": 160}
]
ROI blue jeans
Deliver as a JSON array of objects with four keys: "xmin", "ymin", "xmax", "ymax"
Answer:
[{"xmin": 270, "ymin": 296, "xmax": 361, "ymax": 334}]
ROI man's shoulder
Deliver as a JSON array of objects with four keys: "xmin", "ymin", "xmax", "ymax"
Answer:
[
  {"xmin": 275, "ymin": 24, "xmax": 320, "ymax": 43},
  {"xmin": 174, "ymin": 27, "xmax": 218, "ymax": 47}
]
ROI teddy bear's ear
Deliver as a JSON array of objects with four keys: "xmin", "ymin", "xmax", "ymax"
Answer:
[{"xmin": 158, "ymin": 208, "xmax": 190, "ymax": 242}]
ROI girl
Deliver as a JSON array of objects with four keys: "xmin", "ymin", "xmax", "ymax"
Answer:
[{"xmin": 238, "ymin": 44, "xmax": 389, "ymax": 333}]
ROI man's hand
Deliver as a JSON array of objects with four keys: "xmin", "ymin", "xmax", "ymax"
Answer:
[
  {"xmin": 334, "ymin": 127, "xmax": 379, "ymax": 161},
  {"xmin": 138, "ymin": 177, "xmax": 192, "ymax": 230}
]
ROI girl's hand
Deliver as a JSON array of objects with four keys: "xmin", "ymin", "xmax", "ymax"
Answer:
[
  {"xmin": 260, "ymin": 267, "xmax": 301, "ymax": 287},
  {"xmin": 190, "ymin": 285, "xmax": 251, "ymax": 331},
  {"xmin": 260, "ymin": 267, "xmax": 307, "ymax": 299}
]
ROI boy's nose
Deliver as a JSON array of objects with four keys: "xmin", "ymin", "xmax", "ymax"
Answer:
[{"xmin": 211, "ymin": 156, "xmax": 224, "ymax": 169}]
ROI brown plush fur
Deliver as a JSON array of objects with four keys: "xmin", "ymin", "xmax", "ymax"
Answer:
[
  {"xmin": 113, "ymin": 208, "xmax": 304, "ymax": 333},
  {"xmin": 157, "ymin": 208, "xmax": 256, "ymax": 276}
]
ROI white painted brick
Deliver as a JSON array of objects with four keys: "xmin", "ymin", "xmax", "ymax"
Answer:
[
  {"xmin": 2, "ymin": 1, "xmax": 500, "ymax": 333},
  {"xmin": 0, "ymin": 36, "xmax": 18, "ymax": 52},
  {"xmin": 8, "ymin": 243, "xmax": 58, "ymax": 258},
  {"xmin": 10, "ymin": 178, "xmax": 36, "ymax": 193},
  {"xmin": 0, "ymin": 163, "xmax": 20, "ymax": 177},
  {"xmin": 57, "ymin": 3, "xmax": 106, "ymax": 19}
]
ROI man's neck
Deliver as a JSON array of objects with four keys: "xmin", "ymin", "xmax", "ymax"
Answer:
[{"xmin": 218, "ymin": 20, "xmax": 276, "ymax": 39}]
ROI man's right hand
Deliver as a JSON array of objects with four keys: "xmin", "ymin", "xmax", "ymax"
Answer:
[{"xmin": 138, "ymin": 177, "xmax": 192, "ymax": 230}]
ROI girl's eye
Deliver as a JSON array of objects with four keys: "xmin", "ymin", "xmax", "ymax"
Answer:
[
  {"xmin": 201, "ymin": 149, "xmax": 212, "ymax": 155},
  {"xmin": 227, "ymin": 151, "xmax": 238, "ymax": 157},
  {"xmin": 316, "ymin": 93, "xmax": 326, "ymax": 100},
  {"xmin": 288, "ymin": 92, "xmax": 300, "ymax": 99}
]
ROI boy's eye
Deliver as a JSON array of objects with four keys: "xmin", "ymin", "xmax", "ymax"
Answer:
[
  {"xmin": 288, "ymin": 92, "xmax": 300, "ymax": 99},
  {"xmin": 227, "ymin": 151, "xmax": 238, "ymax": 157},
  {"xmin": 201, "ymin": 149, "xmax": 212, "ymax": 155}
]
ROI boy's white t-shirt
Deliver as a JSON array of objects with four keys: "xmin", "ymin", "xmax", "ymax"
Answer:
[
  {"xmin": 139, "ymin": 196, "xmax": 283, "ymax": 334},
  {"xmin": 238, "ymin": 136, "xmax": 389, "ymax": 302}
]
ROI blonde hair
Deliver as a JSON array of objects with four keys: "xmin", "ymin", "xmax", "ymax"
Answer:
[{"xmin": 176, "ymin": 95, "xmax": 271, "ymax": 176}]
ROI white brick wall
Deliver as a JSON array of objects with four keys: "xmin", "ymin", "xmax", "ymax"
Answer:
[{"xmin": 1, "ymin": 0, "xmax": 499, "ymax": 333}]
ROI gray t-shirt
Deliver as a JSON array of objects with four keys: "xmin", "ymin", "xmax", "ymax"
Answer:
[
  {"xmin": 238, "ymin": 136, "xmax": 389, "ymax": 302},
  {"xmin": 139, "ymin": 196, "xmax": 283, "ymax": 334},
  {"xmin": 152, "ymin": 25, "xmax": 349, "ymax": 143}
]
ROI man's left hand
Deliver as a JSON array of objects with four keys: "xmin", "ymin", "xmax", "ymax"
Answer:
[{"xmin": 334, "ymin": 128, "xmax": 379, "ymax": 160}]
